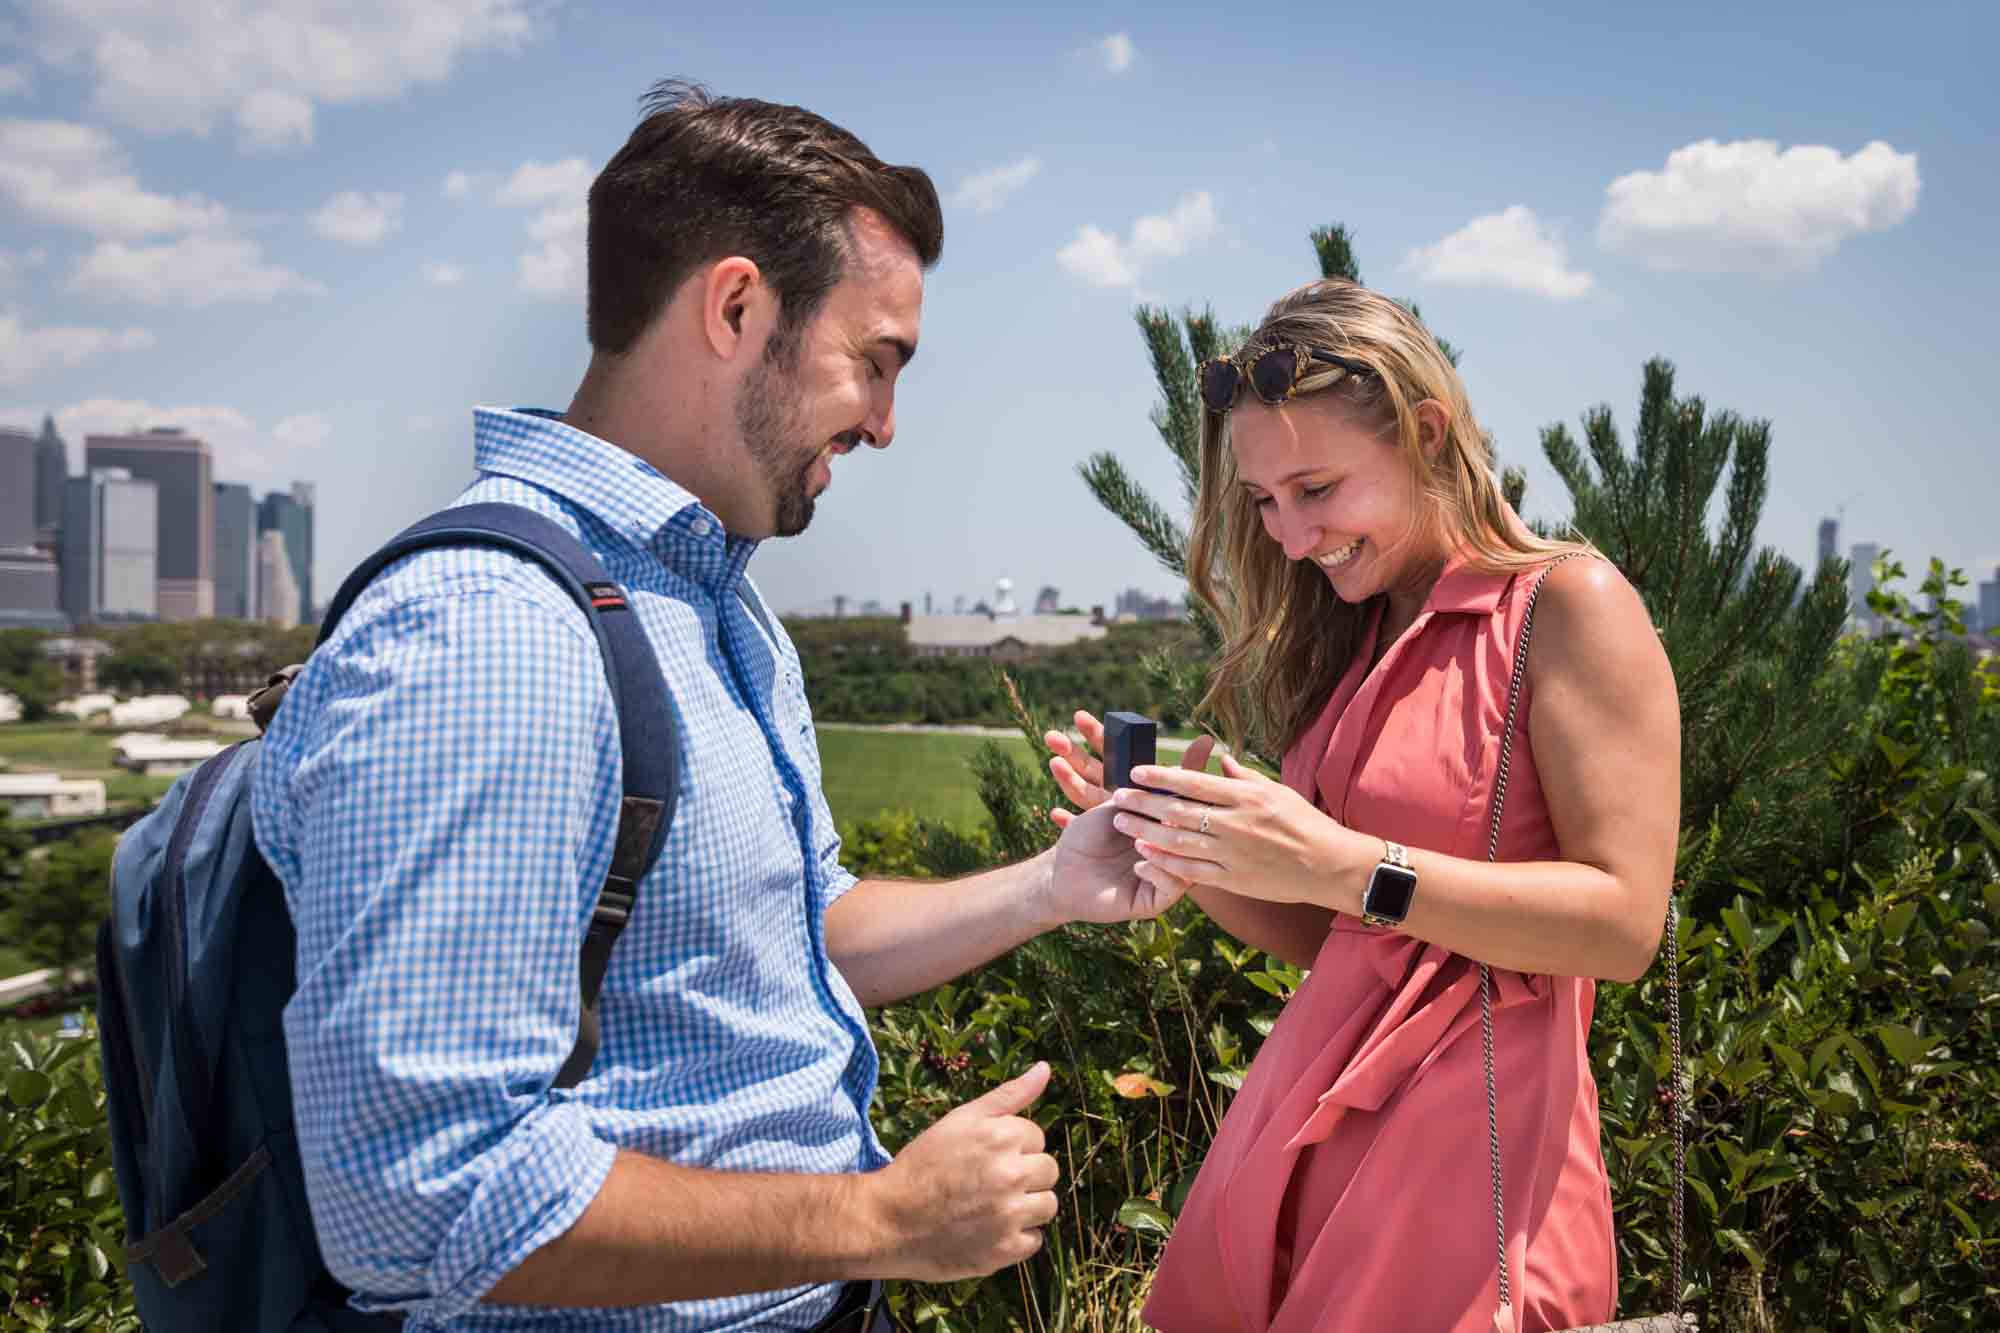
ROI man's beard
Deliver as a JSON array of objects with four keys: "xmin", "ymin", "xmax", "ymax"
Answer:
[{"xmin": 736, "ymin": 333, "xmax": 820, "ymax": 538}]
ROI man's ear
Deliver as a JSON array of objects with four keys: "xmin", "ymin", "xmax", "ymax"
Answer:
[{"xmin": 700, "ymin": 256, "xmax": 770, "ymax": 361}]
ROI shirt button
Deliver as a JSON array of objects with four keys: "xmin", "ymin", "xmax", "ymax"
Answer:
[{"xmin": 689, "ymin": 517, "xmax": 711, "ymax": 538}]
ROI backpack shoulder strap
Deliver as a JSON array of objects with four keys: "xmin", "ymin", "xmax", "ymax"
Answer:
[{"xmin": 317, "ymin": 501, "xmax": 678, "ymax": 1088}]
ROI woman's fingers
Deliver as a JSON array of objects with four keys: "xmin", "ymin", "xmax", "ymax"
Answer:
[
  {"xmin": 1049, "ymin": 807, "xmax": 1075, "ymax": 829},
  {"xmin": 1182, "ymin": 734, "xmax": 1217, "ymax": 773},
  {"xmin": 1133, "ymin": 837, "xmax": 1227, "ymax": 887}
]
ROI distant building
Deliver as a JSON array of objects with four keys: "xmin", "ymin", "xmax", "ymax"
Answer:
[
  {"xmin": 1848, "ymin": 542, "xmax": 1881, "ymax": 634},
  {"xmin": 1115, "ymin": 586, "xmax": 1183, "ymax": 622},
  {"xmin": 34, "ymin": 415, "xmax": 67, "ymax": 549},
  {"xmin": 906, "ymin": 612, "xmax": 1109, "ymax": 659},
  {"xmin": 62, "ymin": 469, "xmax": 158, "ymax": 623},
  {"xmin": 258, "ymin": 529, "xmax": 301, "ymax": 627},
  {"xmin": 0, "ymin": 428, "xmax": 63, "ymax": 627},
  {"xmin": 1817, "ymin": 517, "xmax": 1839, "ymax": 570},
  {"xmin": 1980, "ymin": 566, "xmax": 2000, "ymax": 638},
  {"xmin": 259, "ymin": 482, "xmax": 315, "ymax": 623},
  {"xmin": 0, "ymin": 551, "xmax": 62, "ymax": 628},
  {"xmin": 213, "ymin": 481, "xmax": 259, "ymax": 621},
  {"xmin": 0, "ymin": 774, "xmax": 107, "ymax": 821},
  {"xmin": 112, "ymin": 733, "xmax": 226, "ymax": 777},
  {"xmin": 1034, "ymin": 585, "xmax": 1061, "ymax": 614},
  {"xmin": 86, "ymin": 427, "xmax": 214, "ymax": 620},
  {"xmin": 906, "ymin": 579, "xmax": 1108, "ymax": 658},
  {"xmin": 0, "ymin": 425, "xmax": 34, "ymax": 548}
]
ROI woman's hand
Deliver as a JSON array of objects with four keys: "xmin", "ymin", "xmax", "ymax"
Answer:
[
  {"xmin": 1110, "ymin": 753, "xmax": 1375, "ymax": 911},
  {"xmin": 1043, "ymin": 710, "xmax": 1215, "ymax": 830}
]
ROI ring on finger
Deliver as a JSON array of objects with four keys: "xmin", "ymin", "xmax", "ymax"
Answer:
[{"xmin": 1197, "ymin": 810, "xmax": 1211, "ymax": 836}]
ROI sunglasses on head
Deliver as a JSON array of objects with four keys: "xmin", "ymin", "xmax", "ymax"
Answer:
[{"xmin": 1197, "ymin": 344, "xmax": 1373, "ymax": 414}]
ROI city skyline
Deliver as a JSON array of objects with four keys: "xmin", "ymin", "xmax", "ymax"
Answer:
[{"xmin": 0, "ymin": 3, "xmax": 1994, "ymax": 618}]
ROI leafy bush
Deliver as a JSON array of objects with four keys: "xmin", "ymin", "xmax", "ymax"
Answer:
[
  {"xmin": 0, "ymin": 1021, "xmax": 138, "ymax": 1330},
  {"xmin": 4, "ymin": 832, "xmax": 118, "ymax": 976}
]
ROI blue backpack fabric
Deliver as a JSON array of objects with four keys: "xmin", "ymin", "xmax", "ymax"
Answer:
[{"xmin": 94, "ymin": 502, "xmax": 689, "ymax": 1331}]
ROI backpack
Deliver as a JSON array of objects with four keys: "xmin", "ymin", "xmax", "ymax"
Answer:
[{"xmin": 94, "ymin": 502, "xmax": 706, "ymax": 1330}]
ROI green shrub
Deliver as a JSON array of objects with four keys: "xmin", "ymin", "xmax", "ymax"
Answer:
[{"xmin": 0, "ymin": 1019, "xmax": 138, "ymax": 1330}]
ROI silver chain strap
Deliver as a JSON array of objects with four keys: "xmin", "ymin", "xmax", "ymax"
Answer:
[{"xmin": 1479, "ymin": 555, "xmax": 1687, "ymax": 1325}]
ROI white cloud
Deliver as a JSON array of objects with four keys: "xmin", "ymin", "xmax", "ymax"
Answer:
[
  {"xmin": 22, "ymin": 0, "xmax": 542, "ymax": 152},
  {"xmin": 1598, "ymin": 138, "xmax": 1920, "ymax": 274},
  {"xmin": 423, "ymin": 260, "xmax": 466, "ymax": 287},
  {"xmin": 952, "ymin": 156, "xmax": 1040, "ymax": 215},
  {"xmin": 495, "ymin": 158, "xmax": 593, "ymax": 300},
  {"xmin": 271, "ymin": 411, "xmax": 332, "ymax": 455},
  {"xmin": 495, "ymin": 157, "xmax": 593, "ymax": 207},
  {"xmin": 0, "ymin": 312, "xmax": 152, "ymax": 387},
  {"xmin": 237, "ymin": 89, "xmax": 314, "ymax": 152},
  {"xmin": 310, "ymin": 190, "xmax": 404, "ymax": 245},
  {"xmin": 0, "ymin": 249, "xmax": 48, "ymax": 285},
  {"xmin": 443, "ymin": 169, "xmax": 474, "ymax": 198},
  {"xmin": 0, "ymin": 118, "xmax": 229, "ymax": 238},
  {"xmin": 0, "ymin": 398, "xmax": 325, "ymax": 481},
  {"xmin": 0, "ymin": 64, "xmax": 31, "ymax": 96},
  {"xmin": 1402, "ymin": 205, "xmax": 1596, "ymax": 301},
  {"xmin": 1099, "ymin": 32, "xmax": 1135, "ymax": 74},
  {"xmin": 71, "ymin": 233, "xmax": 323, "ymax": 306},
  {"xmin": 1057, "ymin": 191, "xmax": 1219, "ymax": 289}
]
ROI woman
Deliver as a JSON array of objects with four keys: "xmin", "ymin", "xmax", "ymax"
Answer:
[{"xmin": 1044, "ymin": 280, "xmax": 1679, "ymax": 1332}]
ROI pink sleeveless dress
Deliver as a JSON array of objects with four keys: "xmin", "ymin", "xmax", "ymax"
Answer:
[{"xmin": 1143, "ymin": 559, "xmax": 1616, "ymax": 1333}]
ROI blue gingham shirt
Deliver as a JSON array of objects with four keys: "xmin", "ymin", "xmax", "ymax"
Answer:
[{"xmin": 253, "ymin": 407, "xmax": 885, "ymax": 1331}]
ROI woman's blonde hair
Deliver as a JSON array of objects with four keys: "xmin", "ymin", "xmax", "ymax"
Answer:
[{"xmin": 1187, "ymin": 278, "xmax": 1592, "ymax": 756}]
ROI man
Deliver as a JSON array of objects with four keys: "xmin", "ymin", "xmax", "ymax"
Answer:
[{"xmin": 252, "ymin": 81, "xmax": 1185, "ymax": 1331}]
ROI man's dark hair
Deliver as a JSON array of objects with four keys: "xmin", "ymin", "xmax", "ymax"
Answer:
[{"xmin": 587, "ymin": 79, "xmax": 944, "ymax": 355}]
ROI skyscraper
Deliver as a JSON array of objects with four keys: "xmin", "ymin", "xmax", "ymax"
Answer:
[
  {"xmin": 213, "ymin": 482, "xmax": 259, "ymax": 621},
  {"xmin": 1849, "ymin": 542, "xmax": 1882, "ymax": 634},
  {"xmin": 85, "ymin": 427, "xmax": 214, "ymax": 620},
  {"xmin": 1817, "ymin": 517, "xmax": 1838, "ymax": 570},
  {"xmin": 61, "ymin": 469, "xmax": 157, "ymax": 623},
  {"xmin": 258, "ymin": 529, "xmax": 300, "ymax": 627},
  {"xmin": 34, "ymin": 414, "xmax": 67, "ymax": 548},
  {"xmin": 0, "ymin": 424, "xmax": 62, "ymax": 627},
  {"xmin": 259, "ymin": 482, "xmax": 315, "ymax": 622},
  {"xmin": 1980, "ymin": 566, "xmax": 2000, "ymax": 639},
  {"xmin": 0, "ymin": 425, "xmax": 34, "ymax": 549}
]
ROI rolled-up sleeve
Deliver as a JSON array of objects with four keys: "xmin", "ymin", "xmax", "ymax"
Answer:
[{"xmin": 262, "ymin": 575, "xmax": 622, "ymax": 1324}]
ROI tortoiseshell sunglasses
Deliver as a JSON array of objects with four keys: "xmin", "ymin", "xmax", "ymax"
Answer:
[{"xmin": 1196, "ymin": 344, "xmax": 1372, "ymax": 413}]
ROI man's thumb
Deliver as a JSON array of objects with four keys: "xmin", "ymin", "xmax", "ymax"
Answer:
[
  {"xmin": 1219, "ymin": 752, "xmax": 1262, "ymax": 781},
  {"xmin": 964, "ymin": 1060, "xmax": 1051, "ymax": 1116}
]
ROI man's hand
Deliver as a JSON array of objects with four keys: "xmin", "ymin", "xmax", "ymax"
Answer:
[
  {"xmin": 864, "ymin": 1062, "xmax": 1059, "ymax": 1281},
  {"xmin": 1027, "ymin": 803, "xmax": 1185, "ymax": 927}
]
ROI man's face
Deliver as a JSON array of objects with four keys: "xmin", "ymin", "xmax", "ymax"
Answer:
[{"xmin": 734, "ymin": 209, "xmax": 924, "ymax": 538}]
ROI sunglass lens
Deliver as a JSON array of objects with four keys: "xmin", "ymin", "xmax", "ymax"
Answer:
[
  {"xmin": 1198, "ymin": 360, "xmax": 1241, "ymax": 412},
  {"xmin": 1248, "ymin": 349, "xmax": 1299, "ymax": 405}
]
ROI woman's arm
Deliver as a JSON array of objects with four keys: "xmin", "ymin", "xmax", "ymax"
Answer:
[{"xmin": 1120, "ymin": 558, "xmax": 1681, "ymax": 982}]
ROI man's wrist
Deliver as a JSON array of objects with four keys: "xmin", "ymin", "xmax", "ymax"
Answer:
[
  {"xmin": 1021, "ymin": 847, "xmax": 1063, "ymax": 933},
  {"xmin": 833, "ymin": 1167, "xmax": 903, "ymax": 1280}
]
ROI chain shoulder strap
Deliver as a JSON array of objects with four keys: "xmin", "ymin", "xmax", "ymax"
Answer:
[{"xmin": 1479, "ymin": 555, "xmax": 1687, "ymax": 1326}]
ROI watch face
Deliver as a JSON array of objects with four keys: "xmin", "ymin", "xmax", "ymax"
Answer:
[{"xmin": 1363, "ymin": 863, "xmax": 1418, "ymax": 922}]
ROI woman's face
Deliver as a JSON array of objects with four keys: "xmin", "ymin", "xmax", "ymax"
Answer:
[{"xmin": 1230, "ymin": 395, "xmax": 1441, "ymax": 604}]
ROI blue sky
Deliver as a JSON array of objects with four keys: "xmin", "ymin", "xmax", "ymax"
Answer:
[{"xmin": 2, "ymin": 1, "xmax": 1994, "ymax": 617}]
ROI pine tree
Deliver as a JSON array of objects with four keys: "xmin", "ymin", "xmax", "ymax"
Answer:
[{"xmin": 1540, "ymin": 359, "xmax": 1853, "ymax": 903}]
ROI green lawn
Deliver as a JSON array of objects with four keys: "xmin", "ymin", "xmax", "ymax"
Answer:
[
  {"xmin": 0, "ymin": 719, "xmax": 117, "ymax": 770},
  {"xmin": 813, "ymin": 728, "xmax": 1043, "ymax": 829},
  {"xmin": 0, "ymin": 946, "xmax": 32, "ymax": 978}
]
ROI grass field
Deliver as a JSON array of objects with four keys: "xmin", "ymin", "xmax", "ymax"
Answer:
[
  {"xmin": 813, "ymin": 727, "xmax": 1043, "ymax": 829},
  {"xmin": 0, "ymin": 720, "xmax": 117, "ymax": 769}
]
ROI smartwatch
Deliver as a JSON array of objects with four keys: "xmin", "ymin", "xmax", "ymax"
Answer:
[{"xmin": 1360, "ymin": 839, "xmax": 1418, "ymax": 928}]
